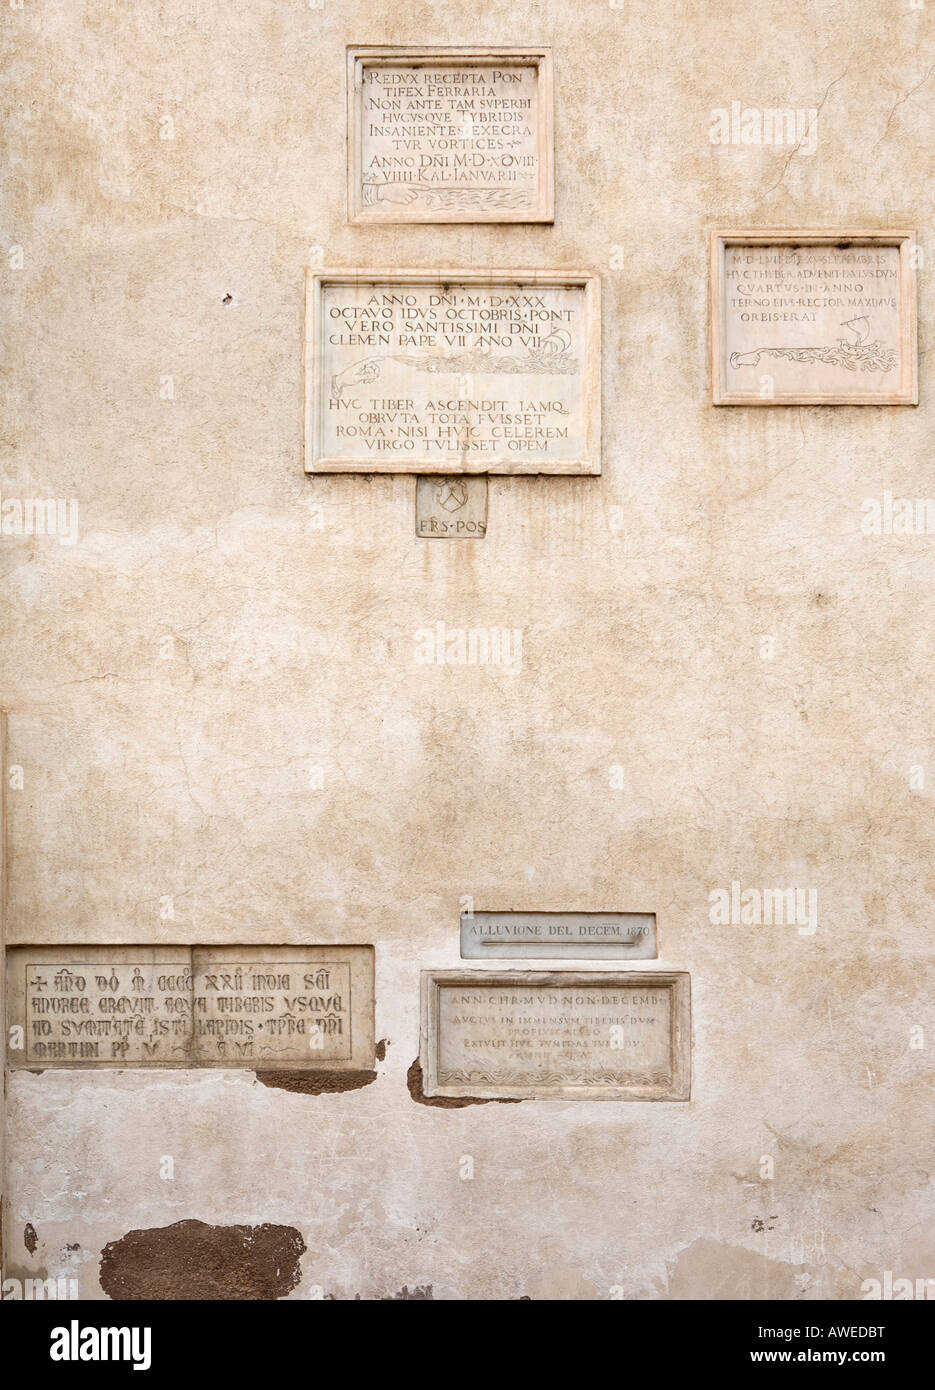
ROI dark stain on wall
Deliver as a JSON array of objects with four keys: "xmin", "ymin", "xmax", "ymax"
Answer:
[
  {"xmin": 99, "ymin": 1219, "xmax": 306, "ymax": 1300},
  {"xmin": 24, "ymin": 1222, "xmax": 38, "ymax": 1254},
  {"xmin": 407, "ymin": 1058, "xmax": 522, "ymax": 1107},
  {"xmin": 325, "ymin": 1283, "xmax": 434, "ymax": 1300},
  {"xmin": 375, "ymin": 1038, "xmax": 388, "ymax": 1060},
  {"xmin": 254, "ymin": 1069, "xmax": 376, "ymax": 1095}
]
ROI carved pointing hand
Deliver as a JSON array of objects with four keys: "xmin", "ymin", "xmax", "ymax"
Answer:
[{"xmin": 332, "ymin": 359, "xmax": 382, "ymax": 395}]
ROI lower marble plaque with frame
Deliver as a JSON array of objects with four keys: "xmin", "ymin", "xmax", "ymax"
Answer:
[{"xmin": 420, "ymin": 969, "xmax": 691, "ymax": 1101}]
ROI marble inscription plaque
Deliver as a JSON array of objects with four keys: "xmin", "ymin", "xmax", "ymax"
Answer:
[
  {"xmin": 347, "ymin": 47, "xmax": 553, "ymax": 224},
  {"xmin": 421, "ymin": 970, "xmax": 690, "ymax": 1100},
  {"xmin": 6, "ymin": 945, "xmax": 374, "ymax": 1070},
  {"xmin": 460, "ymin": 911, "xmax": 657, "ymax": 958},
  {"xmin": 305, "ymin": 270, "xmax": 601, "ymax": 475},
  {"xmin": 416, "ymin": 475, "xmax": 488, "ymax": 537},
  {"xmin": 711, "ymin": 230, "xmax": 918, "ymax": 405},
  {"xmin": 12, "ymin": 948, "xmax": 192, "ymax": 1067},
  {"xmin": 191, "ymin": 949, "xmax": 358, "ymax": 1067}
]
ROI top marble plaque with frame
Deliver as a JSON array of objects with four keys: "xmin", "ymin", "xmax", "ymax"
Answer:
[
  {"xmin": 347, "ymin": 46, "xmax": 554, "ymax": 224},
  {"xmin": 710, "ymin": 230, "xmax": 918, "ymax": 406}
]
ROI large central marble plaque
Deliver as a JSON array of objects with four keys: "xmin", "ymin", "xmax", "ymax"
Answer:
[
  {"xmin": 347, "ymin": 47, "xmax": 553, "ymax": 224},
  {"xmin": 305, "ymin": 270, "xmax": 601, "ymax": 474},
  {"xmin": 421, "ymin": 971, "xmax": 690, "ymax": 1100},
  {"xmin": 711, "ymin": 230, "xmax": 918, "ymax": 405},
  {"xmin": 6, "ymin": 945, "xmax": 374, "ymax": 1070}
]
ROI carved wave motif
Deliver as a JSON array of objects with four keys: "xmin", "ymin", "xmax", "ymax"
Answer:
[
  {"xmin": 367, "ymin": 185, "xmax": 530, "ymax": 210},
  {"xmin": 437, "ymin": 1068, "xmax": 672, "ymax": 1087},
  {"xmin": 730, "ymin": 342, "xmax": 897, "ymax": 372},
  {"xmin": 412, "ymin": 349, "xmax": 579, "ymax": 376},
  {"xmin": 331, "ymin": 349, "xmax": 579, "ymax": 396},
  {"xmin": 416, "ymin": 189, "xmax": 531, "ymax": 209},
  {"xmin": 729, "ymin": 316, "xmax": 898, "ymax": 375}
]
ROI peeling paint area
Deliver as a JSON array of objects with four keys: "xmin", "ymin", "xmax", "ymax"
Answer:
[
  {"xmin": 406, "ymin": 1058, "xmax": 523, "ymax": 1108},
  {"xmin": 254, "ymin": 1069, "xmax": 376, "ymax": 1095},
  {"xmin": 99, "ymin": 1221, "xmax": 306, "ymax": 1301}
]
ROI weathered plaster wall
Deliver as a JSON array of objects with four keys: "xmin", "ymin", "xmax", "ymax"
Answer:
[{"xmin": 2, "ymin": 0, "xmax": 933, "ymax": 1299}]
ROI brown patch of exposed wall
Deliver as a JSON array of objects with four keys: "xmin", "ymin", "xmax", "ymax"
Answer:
[
  {"xmin": 23, "ymin": 1221, "xmax": 37, "ymax": 1253},
  {"xmin": 99, "ymin": 1219, "xmax": 306, "ymax": 1300},
  {"xmin": 407, "ymin": 1058, "xmax": 522, "ymax": 1107},
  {"xmin": 254, "ymin": 1069, "xmax": 376, "ymax": 1094}
]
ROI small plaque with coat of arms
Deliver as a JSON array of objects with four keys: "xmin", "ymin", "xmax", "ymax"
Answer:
[{"xmin": 416, "ymin": 475, "xmax": 488, "ymax": 538}]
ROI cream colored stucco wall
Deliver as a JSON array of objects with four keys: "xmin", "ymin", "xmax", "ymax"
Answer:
[{"xmin": 2, "ymin": 0, "xmax": 933, "ymax": 1299}]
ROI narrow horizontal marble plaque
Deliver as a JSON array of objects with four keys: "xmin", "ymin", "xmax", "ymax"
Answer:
[
  {"xmin": 347, "ymin": 47, "xmax": 553, "ymax": 224},
  {"xmin": 460, "ymin": 911, "xmax": 656, "ymax": 958},
  {"xmin": 305, "ymin": 270, "xmax": 601, "ymax": 475},
  {"xmin": 421, "ymin": 970, "xmax": 690, "ymax": 1100},
  {"xmin": 416, "ymin": 475, "xmax": 488, "ymax": 537},
  {"xmin": 6, "ymin": 945, "xmax": 374, "ymax": 1070},
  {"xmin": 711, "ymin": 230, "xmax": 918, "ymax": 405}
]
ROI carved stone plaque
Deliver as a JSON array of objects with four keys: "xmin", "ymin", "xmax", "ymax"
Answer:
[
  {"xmin": 347, "ymin": 47, "xmax": 553, "ymax": 224},
  {"xmin": 416, "ymin": 475, "xmax": 488, "ymax": 537},
  {"xmin": 460, "ymin": 911, "xmax": 657, "ymax": 958},
  {"xmin": 305, "ymin": 270, "xmax": 601, "ymax": 475},
  {"xmin": 420, "ymin": 970, "xmax": 690, "ymax": 1100},
  {"xmin": 711, "ymin": 230, "xmax": 918, "ymax": 405},
  {"xmin": 6, "ymin": 945, "xmax": 374, "ymax": 1070}
]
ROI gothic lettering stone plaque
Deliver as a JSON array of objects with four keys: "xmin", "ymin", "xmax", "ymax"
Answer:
[
  {"xmin": 347, "ymin": 47, "xmax": 553, "ymax": 224},
  {"xmin": 420, "ymin": 970, "xmax": 691, "ymax": 1100},
  {"xmin": 460, "ymin": 911, "xmax": 657, "ymax": 958},
  {"xmin": 6, "ymin": 945, "xmax": 375, "ymax": 1070},
  {"xmin": 305, "ymin": 270, "xmax": 601, "ymax": 474},
  {"xmin": 711, "ymin": 230, "xmax": 918, "ymax": 405}
]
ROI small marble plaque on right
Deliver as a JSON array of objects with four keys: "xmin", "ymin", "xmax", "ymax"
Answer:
[{"xmin": 710, "ymin": 230, "xmax": 918, "ymax": 405}]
